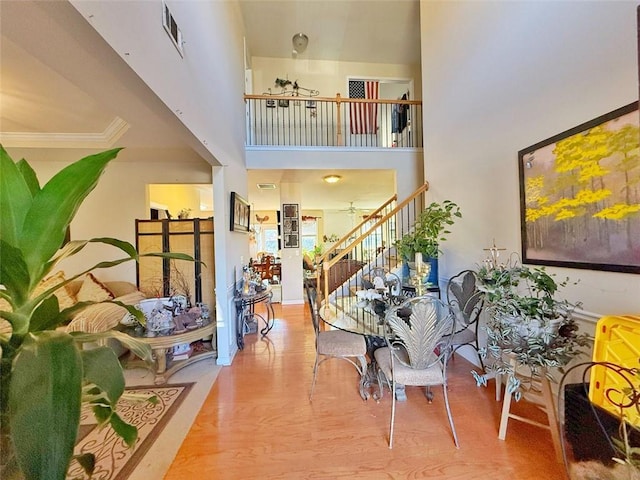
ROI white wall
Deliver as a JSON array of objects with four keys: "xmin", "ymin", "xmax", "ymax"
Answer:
[
  {"xmin": 421, "ymin": 1, "xmax": 640, "ymax": 319},
  {"xmin": 71, "ymin": 0, "xmax": 247, "ymax": 166},
  {"xmin": 250, "ymin": 56, "xmax": 422, "ymax": 99}
]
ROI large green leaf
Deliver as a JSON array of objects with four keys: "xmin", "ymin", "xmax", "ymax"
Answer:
[
  {"xmin": 72, "ymin": 453, "xmax": 95, "ymax": 478},
  {"xmin": 26, "ymin": 296, "xmax": 60, "ymax": 333},
  {"xmin": 89, "ymin": 403, "xmax": 138, "ymax": 448},
  {"xmin": 0, "ymin": 146, "xmax": 32, "ymax": 249},
  {"xmin": 16, "ymin": 157, "xmax": 41, "ymax": 196},
  {"xmin": 0, "ymin": 239, "xmax": 30, "ymax": 308},
  {"xmin": 20, "ymin": 148, "xmax": 122, "ymax": 284},
  {"xmin": 45, "ymin": 239, "xmax": 195, "ymax": 287},
  {"xmin": 81, "ymin": 347, "xmax": 125, "ymax": 405},
  {"xmin": 48, "ymin": 238, "xmax": 138, "ymax": 268},
  {"xmin": 71, "ymin": 330, "xmax": 153, "ymax": 363},
  {"xmin": 9, "ymin": 331, "xmax": 83, "ymax": 480},
  {"xmin": 108, "ymin": 411, "xmax": 138, "ymax": 448}
]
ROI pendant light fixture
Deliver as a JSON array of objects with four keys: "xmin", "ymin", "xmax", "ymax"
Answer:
[{"xmin": 292, "ymin": 33, "xmax": 309, "ymax": 54}]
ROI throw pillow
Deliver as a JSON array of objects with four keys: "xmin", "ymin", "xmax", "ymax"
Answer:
[
  {"xmin": 76, "ymin": 273, "xmax": 114, "ymax": 303},
  {"xmin": 66, "ymin": 290, "xmax": 146, "ymax": 333},
  {"xmin": 32, "ymin": 271, "xmax": 77, "ymax": 311}
]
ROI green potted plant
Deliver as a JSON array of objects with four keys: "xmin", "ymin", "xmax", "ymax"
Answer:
[
  {"xmin": 472, "ymin": 263, "xmax": 591, "ymax": 399},
  {"xmin": 395, "ymin": 200, "xmax": 462, "ymax": 284},
  {"xmin": 0, "ymin": 146, "xmax": 193, "ymax": 480}
]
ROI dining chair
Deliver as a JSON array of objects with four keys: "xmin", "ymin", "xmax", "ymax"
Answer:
[
  {"xmin": 445, "ymin": 270, "xmax": 485, "ymax": 370},
  {"xmin": 374, "ymin": 295, "xmax": 459, "ymax": 448},
  {"xmin": 306, "ymin": 285, "xmax": 368, "ymax": 401}
]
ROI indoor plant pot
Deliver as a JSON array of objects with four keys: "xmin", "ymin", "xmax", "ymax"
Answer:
[
  {"xmin": 473, "ymin": 263, "xmax": 591, "ymax": 399},
  {"xmin": 395, "ymin": 199, "xmax": 461, "ymax": 285}
]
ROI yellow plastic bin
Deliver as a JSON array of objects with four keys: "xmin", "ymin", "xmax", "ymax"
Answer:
[{"xmin": 588, "ymin": 315, "xmax": 640, "ymax": 428}]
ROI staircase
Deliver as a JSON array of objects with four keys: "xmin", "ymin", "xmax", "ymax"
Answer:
[{"xmin": 314, "ymin": 182, "xmax": 431, "ymax": 314}]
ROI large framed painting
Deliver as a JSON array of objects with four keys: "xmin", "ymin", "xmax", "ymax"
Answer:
[
  {"xmin": 518, "ymin": 101, "xmax": 640, "ymax": 274},
  {"xmin": 230, "ymin": 192, "xmax": 250, "ymax": 233}
]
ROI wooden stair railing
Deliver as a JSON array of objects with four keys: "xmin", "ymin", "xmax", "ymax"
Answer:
[{"xmin": 316, "ymin": 182, "xmax": 431, "ymax": 315}]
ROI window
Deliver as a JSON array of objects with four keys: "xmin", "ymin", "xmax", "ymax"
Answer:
[
  {"xmin": 301, "ymin": 219, "xmax": 318, "ymax": 255},
  {"xmin": 257, "ymin": 226, "xmax": 279, "ymax": 256}
]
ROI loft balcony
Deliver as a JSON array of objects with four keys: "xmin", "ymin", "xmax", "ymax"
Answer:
[{"xmin": 244, "ymin": 94, "xmax": 423, "ymax": 149}]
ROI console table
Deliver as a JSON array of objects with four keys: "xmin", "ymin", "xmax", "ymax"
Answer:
[
  {"xmin": 122, "ymin": 321, "xmax": 216, "ymax": 384},
  {"xmin": 234, "ymin": 285, "xmax": 275, "ymax": 349}
]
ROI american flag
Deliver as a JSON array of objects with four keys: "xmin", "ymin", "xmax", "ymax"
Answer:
[{"xmin": 349, "ymin": 80, "xmax": 379, "ymax": 134}]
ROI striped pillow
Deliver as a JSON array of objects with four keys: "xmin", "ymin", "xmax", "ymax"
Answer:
[
  {"xmin": 76, "ymin": 273, "xmax": 114, "ymax": 303},
  {"xmin": 66, "ymin": 291, "xmax": 146, "ymax": 333},
  {"xmin": 32, "ymin": 271, "xmax": 77, "ymax": 311}
]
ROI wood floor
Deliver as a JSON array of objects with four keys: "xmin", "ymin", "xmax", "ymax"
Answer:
[{"xmin": 165, "ymin": 302, "xmax": 568, "ymax": 480}]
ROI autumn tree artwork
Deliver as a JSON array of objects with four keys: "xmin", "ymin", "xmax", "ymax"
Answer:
[{"xmin": 518, "ymin": 102, "xmax": 640, "ymax": 273}]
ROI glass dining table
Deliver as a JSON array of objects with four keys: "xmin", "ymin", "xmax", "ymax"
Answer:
[{"xmin": 318, "ymin": 285, "xmax": 441, "ymax": 401}]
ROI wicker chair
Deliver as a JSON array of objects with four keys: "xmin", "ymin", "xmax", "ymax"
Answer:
[
  {"xmin": 374, "ymin": 296, "xmax": 459, "ymax": 448},
  {"xmin": 306, "ymin": 285, "xmax": 367, "ymax": 401}
]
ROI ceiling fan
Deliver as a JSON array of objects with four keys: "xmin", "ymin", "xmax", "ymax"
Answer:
[{"xmin": 340, "ymin": 202, "xmax": 368, "ymax": 216}]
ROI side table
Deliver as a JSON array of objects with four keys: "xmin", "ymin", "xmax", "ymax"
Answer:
[
  {"xmin": 234, "ymin": 285, "xmax": 275, "ymax": 349},
  {"xmin": 122, "ymin": 322, "xmax": 216, "ymax": 384}
]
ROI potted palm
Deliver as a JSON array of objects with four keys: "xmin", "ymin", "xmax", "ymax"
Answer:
[
  {"xmin": 0, "ymin": 146, "xmax": 193, "ymax": 480},
  {"xmin": 472, "ymin": 262, "xmax": 591, "ymax": 399},
  {"xmin": 395, "ymin": 200, "xmax": 461, "ymax": 284}
]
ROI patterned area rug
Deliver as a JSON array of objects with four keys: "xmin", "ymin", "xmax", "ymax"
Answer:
[{"xmin": 66, "ymin": 383, "xmax": 194, "ymax": 480}]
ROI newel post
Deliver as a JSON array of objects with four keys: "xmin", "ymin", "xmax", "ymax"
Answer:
[{"xmin": 335, "ymin": 93, "xmax": 343, "ymax": 146}]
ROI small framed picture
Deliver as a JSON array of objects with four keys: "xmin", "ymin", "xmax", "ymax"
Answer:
[
  {"xmin": 283, "ymin": 203, "xmax": 298, "ymax": 218},
  {"xmin": 285, "ymin": 234, "xmax": 299, "ymax": 248},
  {"xmin": 283, "ymin": 218, "xmax": 293, "ymax": 234},
  {"xmin": 230, "ymin": 192, "xmax": 250, "ymax": 233}
]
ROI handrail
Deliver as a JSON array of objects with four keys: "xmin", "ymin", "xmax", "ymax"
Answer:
[
  {"xmin": 316, "ymin": 194, "xmax": 397, "ymax": 266},
  {"xmin": 244, "ymin": 93, "xmax": 423, "ymax": 106},
  {"xmin": 244, "ymin": 94, "xmax": 423, "ymax": 148},
  {"xmin": 317, "ymin": 182, "xmax": 431, "ymax": 312}
]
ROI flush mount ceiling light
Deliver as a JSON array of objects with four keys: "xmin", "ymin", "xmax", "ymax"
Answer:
[
  {"xmin": 292, "ymin": 33, "xmax": 309, "ymax": 54},
  {"xmin": 256, "ymin": 183, "xmax": 277, "ymax": 190},
  {"xmin": 323, "ymin": 175, "xmax": 342, "ymax": 184}
]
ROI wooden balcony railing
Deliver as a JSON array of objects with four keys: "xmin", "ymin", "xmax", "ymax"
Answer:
[{"xmin": 244, "ymin": 94, "xmax": 423, "ymax": 148}]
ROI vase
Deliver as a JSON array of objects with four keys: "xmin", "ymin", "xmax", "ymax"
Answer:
[{"xmin": 401, "ymin": 254, "xmax": 438, "ymax": 285}]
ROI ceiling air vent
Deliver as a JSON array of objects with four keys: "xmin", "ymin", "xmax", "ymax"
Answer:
[
  {"xmin": 163, "ymin": 2, "xmax": 184, "ymax": 57},
  {"xmin": 257, "ymin": 183, "xmax": 277, "ymax": 190}
]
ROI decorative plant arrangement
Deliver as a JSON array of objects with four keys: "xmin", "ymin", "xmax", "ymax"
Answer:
[
  {"xmin": 472, "ymin": 261, "xmax": 591, "ymax": 399},
  {"xmin": 177, "ymin": 207, "xmax": 192, "ymax": 219},
  {"xmin": 394, "ymin": 200, "xmax": 462, "ymax": 260},
  {"xmin": 0, "ymin": 146, "xmax": 193, "ymax": 480}
]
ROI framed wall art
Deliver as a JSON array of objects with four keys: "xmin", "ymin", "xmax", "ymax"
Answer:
[
  {"xmin": 283, "ymin": 203, "xmax": 299, "ymax": 219},
  {"xmin": 518, "ymin": 101, "xmax": 640, "ymax": 274},
  {"xmin": 284, "ymin": 234, "xmax": 299, "ymax": 248},
  {"xmin": 230, "ymin": 192, "xmax": 251, "ymax": 233},
  {"xmin": 282, "ymin": 203, "xmax": 299, "ymax": 248}
]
